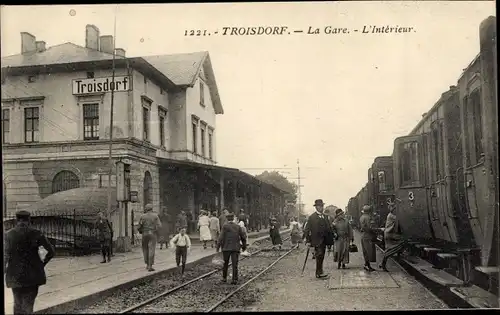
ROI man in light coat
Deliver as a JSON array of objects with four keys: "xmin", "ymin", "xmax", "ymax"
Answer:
[{"xmin": 138, "ymin": 204, "xmax": 162, "ymax": 272}]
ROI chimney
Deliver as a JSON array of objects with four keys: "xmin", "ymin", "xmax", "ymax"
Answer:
[
  {"xmin": 449, "ymin": 85, "xmax": 456, "ymax": 90},
  {"xmin": 422, "ymin": 112, "xmax": 427, "ymax": 118},
  {"xmin": 99, "ymin": 35, "xmax": 114, "ymax": 54},
  {"xmin": 35, "ymin": 41, "xmax": 46, "ymax": 53},
  {"xmin": 21, "ymin": 32, "xmax": 36, "ymax": 54},
  {"xmin": 85, "ymin": 24, "xmax": 100, "ymax": 50},
  {"xmin": 115, "ymin": 48, "xmax": 126, "ymax": 57}
]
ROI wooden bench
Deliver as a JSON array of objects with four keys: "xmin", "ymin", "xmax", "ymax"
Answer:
[
  {"xmin": 403, "ymin": 256, "xmax": 464, "ymax": 287},
  {"xmin": 450, "ymin": 285, "xmax": 499, "ymax": 308}
]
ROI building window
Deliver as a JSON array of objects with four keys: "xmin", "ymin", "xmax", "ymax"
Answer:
[
  {"xmin": 378, "ymin": 171, "xmax": 386, "ymax": 192},
  {"xmin": 200, "ymin": 123, "xmax": 206, "ymax": 157},
  {"xmin": 208, "ymin": 128, "xmax": 213, "ymax": 160},
  {"xmin": 192, "ymin": 117, "xmax": 198, "ymax": 154},
  {"xmin": 86, "ymin": 71, "xmax": 95, "ymax": 79},
  {"xmin": 24, "ymin": 107, "xmax": 40, "ymax": 143},
  {"xmin": 159, "ymin": 114, "xmax": 166, "ymax": 147},
  {"xmin": 399, "ymin": 141, "xmax": 419, "ymax": 186},
  {"xmin": 52, "ymin": 170, "xmax": 80, "ymax": 194},
  {"xmin": 200, "ymin": 81, "xmax": 205, "ymax": 106},
  {"xmin": 143, "ymin": 106, "xmax": 150, "ymax": 142},
  {"xmin": 2, "ymin": 108, "xmax": 10, "ymax": 144},
  {"xmin": 83, "ymin": 103, "xmax": 99, "ymax": 140},
  {"xmin": 143, "ymin": 171, "xmax": 152, "ymax": 209}
]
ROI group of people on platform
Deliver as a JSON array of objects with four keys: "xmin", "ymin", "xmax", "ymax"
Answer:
[{"xmin": 301, "ymin": 198, "xmax": 407, "ymax": 278}]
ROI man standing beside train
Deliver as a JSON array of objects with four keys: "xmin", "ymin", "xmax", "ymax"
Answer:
[
  {"xmin": 379, "ymin": 201, "xmax": 407, "ymax": 271},
  {"xmin": 303, "ymin": 199, "xmax": 336, "ymax": 279},
  {"xmin": 359, "ymin": 205, "xmax": 378, "ymax": 272}
]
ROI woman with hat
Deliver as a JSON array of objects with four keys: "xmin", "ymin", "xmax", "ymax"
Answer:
[
  {"xmin": 197, "ymin": 210, "xmax": 212, "ymax": 249},
  {"xmin": 269, "ymin": 216, "xmax": 282, "ymax": 249},
  {"xmin": 289, "ymin": 216, "xmax": 302, "ymax": 247},
  {"xmin": 359, "ymin": 205, "xmax": 377, "ymax": 272},
  {"xmin": 332, "ymin": 208, "xmax": 354, "ymax": 269}
]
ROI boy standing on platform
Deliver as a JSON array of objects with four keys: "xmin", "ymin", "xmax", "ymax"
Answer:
[{"xmin": 170, "ymin": 228, "xmax": 191, "ymax": 276}]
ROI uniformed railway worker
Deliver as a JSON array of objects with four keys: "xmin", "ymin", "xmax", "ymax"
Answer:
[
  {"xmin": 95, "ymin": 211, "xmax": 113, "ymax": 263},
  {"xmin": 359, "ymin": 205, "xmax": 377, "ymax": 272},
  {"xmin": 138, "ymin": 204, "xmax": 162, "ymax": 272},
  {"xmin": 379, "ymin": 202, "xmax": 407, "ymax": 271},
  {"xmin": 4, "ymin": 210, "xmax": 56, "ymax": 314}
]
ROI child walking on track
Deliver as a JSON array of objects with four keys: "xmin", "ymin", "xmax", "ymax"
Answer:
[{"xmin": 170, "ymin": 228, "xmax": 191, "ymax": 276}]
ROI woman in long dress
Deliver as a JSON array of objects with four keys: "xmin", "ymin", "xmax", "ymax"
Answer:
[
  {"xmin": 269, "ymin": 216, "xmax": 282, "ymax": 249},
  {"xmin": 333, "ymin": 208, "xmax": 354, "ymax": 269},
  {"xmin": 290, "ymin": 217, "xmax": 302, "ymax": 247},
  {"xmin": 197, "ymin": 210, "xmax": 212, "ymax": 249}
]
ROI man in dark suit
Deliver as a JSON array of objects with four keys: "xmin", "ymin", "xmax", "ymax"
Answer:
[
  {"xmin": 217, "ymin": 213, "xmax": 247, "ymax": 284},
  {"xmin": 303, "ymin": 199, "xmax": 336, "ymax": 279},
  {"xmin": 4, "ymin": 210, "xmax": 56, "ymax": 314}
]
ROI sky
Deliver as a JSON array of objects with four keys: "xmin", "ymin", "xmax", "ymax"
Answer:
[{"xmin": 1, "ymin": 2, "xmax": 496, "ymax": 214}]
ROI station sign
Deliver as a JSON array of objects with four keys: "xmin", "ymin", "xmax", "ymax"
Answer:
[{"xmin": 72, "ymin": 76, "xmax": 131, "ymax": 95}]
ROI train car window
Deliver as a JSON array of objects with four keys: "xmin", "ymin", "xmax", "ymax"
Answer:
[
  {"xmin": 378, "ymin": 171, "xmax": 386, "ymax": 192},
  {"xmin": 465, "ymin": 90, "xmax": 484, "ymax": 165},
  {"xmin": 399, "ymin": 141, "xmax": 420, "ymax": 186},
  {"xmin": 431, "ymin": 127, "xmax": 441, "ymax": 181}
]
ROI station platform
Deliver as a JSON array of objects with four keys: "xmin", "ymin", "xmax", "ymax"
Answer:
[
  {"xmin": 250, "ymin": 230, "xmax": 449, "ymax": 311},
  {"xmin": 4, "ymin": 227, "xmax": 287, "ymax": 314}
]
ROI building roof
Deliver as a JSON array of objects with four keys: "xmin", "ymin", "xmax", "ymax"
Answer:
[
  {"xmin": 23, "ymin": 187, "xmax": 118, "ymax": 222},
  {"xmin": 2, "ymin": 81, "xmax": 45, "ymax": 101},
  {"xmin": 1, "ymin": 42, "xmax": 125, "ymax": 68},
  {"xmin": 143, "ymin": 51, "xmax": 207, "ymax": 86},
  {"xmin": 143, "ymin": 52, "xmax": 224, "ymax": 114},
  {"xmin": 2, "ymin": 44, "xmax": 224, "ymax": 114}
]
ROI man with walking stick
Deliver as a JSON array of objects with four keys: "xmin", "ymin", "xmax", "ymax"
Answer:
[{"xmin": 302, "ymin": 199, "xmax": 336, "ymax": 279}]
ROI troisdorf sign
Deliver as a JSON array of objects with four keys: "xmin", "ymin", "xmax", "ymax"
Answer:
[{"xmin": 72, "ymin": 76, "xmax": 131, "ymax": 95}]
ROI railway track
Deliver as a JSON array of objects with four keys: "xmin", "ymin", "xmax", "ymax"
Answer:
[{"xmin": 118, "ymin": 237, "xmax": 295, "ymax": 313}]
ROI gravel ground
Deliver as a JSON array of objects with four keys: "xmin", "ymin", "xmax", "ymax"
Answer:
[
  {"xmin": 70, "ymin": 237, "xmax": 280, "ymax": 314},
  {"xmin": 219, "ymin": 241, "xmax": 449, "ymax": 311},
  {"xmin": 134, "ymin": 240, "xmax": 295, "ymax": 313}
]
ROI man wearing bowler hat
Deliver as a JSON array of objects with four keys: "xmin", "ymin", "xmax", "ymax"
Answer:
[
  {"xmin": 4, "ymin": 210, "xmax": 56, "ymax": 314},
  {"xmin": 303, "ymin": 199, "xmax": 336, "ymax": 279}
]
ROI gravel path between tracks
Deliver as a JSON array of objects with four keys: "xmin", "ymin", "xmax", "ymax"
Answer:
[
  {"xmin": 217, "ymin": 245, "xmax": 449, "ymax": 311},
  {"xmin": 70, "ymin": 238, "xmax": 275, "ymax": 314}
]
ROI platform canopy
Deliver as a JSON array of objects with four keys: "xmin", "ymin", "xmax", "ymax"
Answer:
[{"xmin": 23, "ymin": 187, "xmax": 119, "ymax": 222}]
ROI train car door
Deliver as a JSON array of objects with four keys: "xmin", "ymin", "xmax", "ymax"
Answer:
[
  {"xmin": 393, "ymin": 135, "xmax": 433, "ymax": 240},
  {"xmin": 429, "ymin": 120, "xmax": 456, "ymax": 242}
]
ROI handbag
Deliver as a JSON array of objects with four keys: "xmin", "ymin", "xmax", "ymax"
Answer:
[
  {"xmin": 137, "ymin": 225, "xmax": 144, "ymax": 235},
  {"xmin": 349, "ymin": 243, "xmax": 358, "ymax": 253}
]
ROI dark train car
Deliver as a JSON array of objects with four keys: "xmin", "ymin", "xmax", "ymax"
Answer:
[
  {"xmin": 359, "ymin": 184, "xmax": 369, "ymax": 210},
  {"xmin": 393, "ymin": 83, "xmax": 475, "ymax": 245},
  {"xmin": 347, "ymin": 196, "xmax": 360, "ymax": 229},
  {"xmin": 369, "ymin": 156, "xmax": 395, "ymax": 227},
  {"xmin": 458, "ymin": 16, "xmax": 498, "ymax": 272}
]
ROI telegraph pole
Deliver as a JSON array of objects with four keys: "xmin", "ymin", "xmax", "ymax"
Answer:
[
  {"xmin": 297, "ymin": 159, "xmax": 302, "ymax": 218},
  {"xmin": 106, "ymin": 6, "xmax": 118, "ymax": 221}
]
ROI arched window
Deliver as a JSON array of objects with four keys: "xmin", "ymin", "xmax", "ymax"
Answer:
[
  {"xmin": 52, "ymin": 171, "xmax": 80, "ymax": 194},
  {"xmin": 143, "ymin": 171, "xmax": 152, "ymax": 209}
]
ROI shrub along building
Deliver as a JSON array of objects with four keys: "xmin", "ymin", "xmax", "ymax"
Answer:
[{"xmin": 1, "ymin": 25, "xmax": 286, "ymax": 250}]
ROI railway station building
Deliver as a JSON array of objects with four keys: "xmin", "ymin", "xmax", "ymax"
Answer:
[{"xmin": 1, "ymin": 25, "xmax": 286, "ymax": 243}]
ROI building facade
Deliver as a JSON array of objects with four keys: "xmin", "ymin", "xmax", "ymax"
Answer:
[{"xmin": 1, "ymin": 25, "xmax": 286, "ymax": 239}]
